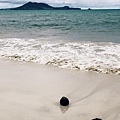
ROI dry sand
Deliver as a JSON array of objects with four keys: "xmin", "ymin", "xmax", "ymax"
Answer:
[{"xmin": 0, "ymin": 59, "xmax": 120, "ymax": 120}]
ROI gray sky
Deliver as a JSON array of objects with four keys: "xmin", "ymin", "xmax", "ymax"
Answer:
[{"xmin": 0, "ymin": 0, "xmax": 120, "ymax": 9}]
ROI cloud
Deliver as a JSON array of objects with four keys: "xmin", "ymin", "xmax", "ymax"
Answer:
[
  {"xmin": 0, "ymin": 0, "xmax": 27, "ymax": 8},
  {"xmin": 0, "ymin": 0, "xmax": 25, "ymax": 4},
  {"xmin": 0, "ymin": 0, "xmax": 120, "ymax": 9}
]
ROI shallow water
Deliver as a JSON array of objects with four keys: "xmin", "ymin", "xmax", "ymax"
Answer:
[{"xmin": 0, "ymin": 9, "xmax": 120, "ymax": 74}]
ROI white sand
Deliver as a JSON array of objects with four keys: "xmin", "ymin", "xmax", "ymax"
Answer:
[{"xmin": 0, "ymin": 59, "xmax": 120, "ymax": 120}]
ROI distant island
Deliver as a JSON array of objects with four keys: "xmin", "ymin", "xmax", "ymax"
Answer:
[
  {"xmin": 88, "ymin": 8, "xmax": 92, "ymax": 10},
  {"xmin": 9, "ymin": 2, "xmax": 81, "ymax": 10}
]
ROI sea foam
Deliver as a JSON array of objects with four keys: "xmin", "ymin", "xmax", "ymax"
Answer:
[{"xmin": 0, "ymin": 38, "xmax": 120, "ymax": 75}]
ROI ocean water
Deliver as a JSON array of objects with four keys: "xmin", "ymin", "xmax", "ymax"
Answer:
[{"xmin": 0, "ymin": 9, "xmax": 120, "ymax": 75}]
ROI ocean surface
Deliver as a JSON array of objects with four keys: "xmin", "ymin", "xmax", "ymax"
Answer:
[{"xmin": 0, "ymin": 9, "xmax": 120, "ymax": 75}]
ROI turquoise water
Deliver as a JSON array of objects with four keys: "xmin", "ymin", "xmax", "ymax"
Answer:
[
  {"xmin": 0, "ymin": 10, "xmax": 120, "ymax": 74},
  {"xmin": 0, "ymin": 10, "xmax": 120, "ymax": 42}
]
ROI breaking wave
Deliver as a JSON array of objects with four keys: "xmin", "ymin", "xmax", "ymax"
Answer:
[{"xmin": 0, "ymin": 38, "xmax": 120, "ymax": 75}]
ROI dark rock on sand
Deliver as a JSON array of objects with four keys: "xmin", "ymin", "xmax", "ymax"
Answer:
[{"xmin": 60, "ymin": 97, "xmax": 69, "ymax": 106}]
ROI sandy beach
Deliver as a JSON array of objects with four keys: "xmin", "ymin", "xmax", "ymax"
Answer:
[{"xmin": 0, "ymin": 59, "xmax": 120, "ymax": 120}]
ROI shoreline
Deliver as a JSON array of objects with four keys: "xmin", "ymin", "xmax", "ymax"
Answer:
[
  {"xmin": 0, "ymin": 59, "xmax": 120, "ymax": 119},
  {"xmin": 0, "ymin": 37, "xmax": 120, "ymax": 76}
]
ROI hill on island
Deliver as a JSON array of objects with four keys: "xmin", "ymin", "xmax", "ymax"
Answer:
[{"xmin": 10, "ymin": 2, "xmax": 81, "ymax": 10}]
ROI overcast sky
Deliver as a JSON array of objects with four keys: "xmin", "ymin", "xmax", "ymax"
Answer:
[{"xmin": 0, "ymin": 0, "xmax": 120, "ymax": 9}]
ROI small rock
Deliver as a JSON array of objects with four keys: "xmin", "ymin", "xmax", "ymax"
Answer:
[
  {"xmin": 60, "ymin": 97, "xmax": 69, "ymax": 106},
  {"xmin": 92, "ymin": 118, "xmax": 102, "ymax": 120}
]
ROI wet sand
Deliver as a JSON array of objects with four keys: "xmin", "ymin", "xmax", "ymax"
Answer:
[{"xmin": 0, "ymin": 59, "xmax": 120, "ymax": 120}]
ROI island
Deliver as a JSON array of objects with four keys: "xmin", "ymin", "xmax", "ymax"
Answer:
[
  {"xmin": 10, "ymin": 2, "xmax": 81, "ymax": 10},
  {"xmin": 88, "ymin": 8, "xmax": 92, "ymax": 10}
]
